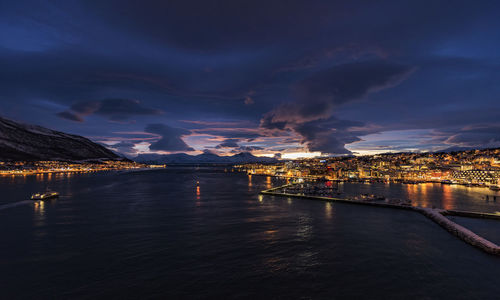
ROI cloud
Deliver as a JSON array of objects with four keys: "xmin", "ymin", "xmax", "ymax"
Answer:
[
  {"xmin": 195, "ymin": 128, "xmax": 262, "ymax": 140},
  {"xmin": 108, "ymin": 141, "xmax": 138, "ymax": 157},
  {"xmin": 260, "ymin": 60, "xmax": 414, "ymax": 153},
  {"xmin": 237, "ymin": 145, "xmax": 264, "ymax": 151},
  {"xmin": 56, "ymin": 111, "xmax": 84, "ymax": 122},
  {"xmin": 433, "ymin": 124, "xmax": 500, "ymax": 148},
  {"xmin": 145, "ymin": 124, "xmax": 194, "ymax": 152},
  {"xmin": 214, "ymin": 138, "xmax": 266, "ymax": 153},
  {"xmin": 2, "ymin": 1, "xmax": 499, "ymax": 156},
  {"xmin": 244, "ymin": 96, "xmax": 254, "ymax": 105},
  {"xmin": 228, "ymin": 145, "xmax": 264, "ymax": 154},
  {"xmin": 57, "ymin": 98, "xmax": 162, "ymax": 122},
  {"xmin": 215, "ymin": 138, "xmax": 240, "ymax": 148},
  {"xmin": 262, "ymin": 60, "xmax": 415, "ymax": 128},
  {"xmin": 292, "ymin": 119, "xmax": 361, "ymax": 154}
]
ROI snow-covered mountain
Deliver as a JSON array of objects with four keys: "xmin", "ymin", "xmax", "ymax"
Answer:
[
  {"xmin": 0, "ymin": 116, "xmax": 120, "ymax": 161},
  {"xmin": 135, "ymin": 151, "xmax": 278, "ymax": 164}
]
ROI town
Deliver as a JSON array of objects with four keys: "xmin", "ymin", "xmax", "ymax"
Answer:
[
  {"xmin": 237, "ymin": 148, "xmax": 500, "ymax": 188},
  {"xmin": 0, "ymin": 160, "xmax": 165, "ymax": 176}
]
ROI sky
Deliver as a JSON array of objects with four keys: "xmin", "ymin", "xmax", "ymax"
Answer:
[{"xmin": 1, "ymin": 0, "xmax": 500, "ymax": 158}]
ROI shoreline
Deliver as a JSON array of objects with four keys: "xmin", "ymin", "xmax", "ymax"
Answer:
[
  {"xmin": 245, "ymin": 172, "xmax": 500, "ymax": 192},
  {"xmin": 0, "ymin": 167, "xmax": 165, "ymax": 177}
]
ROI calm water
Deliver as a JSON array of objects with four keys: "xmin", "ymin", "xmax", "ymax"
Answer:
[
  {"xmin": 339, "ymin": 181, "xmax": 500, "ymax": 213},
  {"xmin": 1, "ymin": 168, "xmax": 500, "ymax": 299}
]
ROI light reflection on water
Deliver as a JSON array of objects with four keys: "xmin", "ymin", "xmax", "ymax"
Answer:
[
  {"xmin": 343, "ymin": 182, "xmax": 500, "ymax": 213},
  {"xmin": 325, "ymin": 202, "xmax": 333, "ymax": 220},
  {"xmin": 33, "ymin": 200, "xmax": 45, "ymax": 217},
  {"xmin": 442, "ymin": 184, "xmax": 454, "ymax": 210},
  {"xmin": 195, "ymin": 183, "xmax": 201, "ymax": 207}
]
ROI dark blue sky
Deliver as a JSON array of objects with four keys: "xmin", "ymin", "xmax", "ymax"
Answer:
[{"xmin": 1, "ymin": 0, "xmax": 499, "ymax": 158}]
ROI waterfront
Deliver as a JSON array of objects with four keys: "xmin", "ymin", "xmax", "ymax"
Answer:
[
  {"xmin": 339, "ymin": 181, "xmax": 500, "ymax": 213},
  {"xmin": 1, "ymin": 168, "xmax": 500, "ymax": 299}
]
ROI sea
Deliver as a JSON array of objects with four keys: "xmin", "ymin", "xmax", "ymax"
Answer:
[{"xmin": 1, "ymin": 166, "xmax": 500, "ymax": 299}]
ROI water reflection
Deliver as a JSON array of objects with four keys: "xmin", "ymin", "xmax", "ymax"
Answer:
[
  {"xmin": 33, "ymin": 200, "xmax": 48, "ymax": 237},
  {"xmin": 248, "ymin": 174, "xmax": 252, "ymax": 191},
  {"xmin": 33, "ymin": 200, "xmax": 45, "ymax": 216},
  {"xmin": 266, "ymin": 176, "xmax": 272, "ymax": 189},
  {"xmin": 404, "ymin": 183, "xmax": 432, "ymax": 208},
  {"xmin": 442, "ymin": 184, "xmax": 455, "ymax": 210},
  {"xmin": 419, "ymin": 183, "xmax": 429, "ymax": 208},
  {"xmin": 405, "ymin": 184, "xmax": 419, "ymax": 206},
  {"xmin": 196, "ymin": 183, "xmax": 201, "ymax": 206},
  {"xmin": 325, "ymin": 202, "xmax": 333, "ymax": 220}
]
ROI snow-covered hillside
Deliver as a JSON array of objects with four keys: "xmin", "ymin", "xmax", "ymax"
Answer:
[{"xmin": 0, "ymin": 117, "xmax": 120, "ymax": 161}]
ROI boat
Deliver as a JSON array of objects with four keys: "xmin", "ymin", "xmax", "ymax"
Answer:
[
  {"xmin": 31, "ymin": 191, "xmax": 59, "ymax": 200},
  {"xmin": 489, "ymin": 185, "xmax": 500, "ymax": 191}
]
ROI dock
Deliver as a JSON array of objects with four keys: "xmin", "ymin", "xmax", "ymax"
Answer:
[{"xmin": 261, "ymin": 184, "xmax": 500, "ymax": 256}]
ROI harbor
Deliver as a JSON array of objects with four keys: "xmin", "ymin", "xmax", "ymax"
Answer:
[{"xmin": 261, "ymin": 183, "xmax": 500, "ymax": 256}]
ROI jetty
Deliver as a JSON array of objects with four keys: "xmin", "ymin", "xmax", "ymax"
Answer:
[{"xmin": 261, "ymin": 184, "xmax": 500, "ymax": 256}]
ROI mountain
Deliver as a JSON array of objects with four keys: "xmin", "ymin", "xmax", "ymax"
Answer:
[
  {"xmin": 135, "ymin": 151, "xmax": 278, "ymax": 164},
  {"xmin": 133, "ymin": 153, "xmax": 197, "ymax": 164},
  {"xmin": 0, "ymin": 116, "xmax": 121, "ymax": 161},
  {"xmin": 437, "ymin": 146, "xmax": 480, "ymax": 153}
]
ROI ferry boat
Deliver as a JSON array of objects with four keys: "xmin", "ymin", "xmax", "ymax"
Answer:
[{"xmin": 31, "ymin": 191, "xmax": 59, "ymax": 200}]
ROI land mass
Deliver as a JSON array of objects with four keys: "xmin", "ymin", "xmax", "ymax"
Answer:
[
  {"xmin": 0, "ymin": 116, "xmax": 121, "ymax": 161},
  {"xmin": 135, "ymin": 151, "xmax": 278, "ymax": 164}
]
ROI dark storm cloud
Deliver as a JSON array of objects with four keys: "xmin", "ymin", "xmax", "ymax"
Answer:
[
  {"xmin": 145, "ymin": 124, "xmax": 194, "ymax": 152},
  {"xmin": 196, "ymin": 129, "xmax": 262, "ymax": 140},
  {"xmin": 432, "ymin": 124, "xmax": 500, "ymax": 148},
  {"xmin": 85, "ymin": 1, "xmax": 346, "ymax": 51},
  {"xmin": 58, "ymin": 99, "xmax": 162, "ymax": 122},
  {"xmin": 293, "ymin": 119, "xmax": 365, "ymax": 155},
  {"xmin": 1, "ymin": 0, "xmax": 500, "ymax": 154},
  {"xmin": 108, "ymin": 141, "xmax": 138, "ymax": 157},
  {"xmin": 237, "ymin": 146, "xmax": 264, "ymax": 151},
  {"xmin": 215, "ymin": 139, "xmax": 240, "ymax": 149},
  {"xmin": 262, "ymin": 60, "xmax": 414, "ymax": 127},
  {"xmin": 228, "ymin": 146, "xmax": 264, "ymax": 154},
  {"xmin": 84, "ymin": 0, "xmax": 495, "ymax": 54},
  {"xmin": 213, "ymin": 138, "xmax": 265, "ymax": 153},
  {"xmin": 261, "ymin": 60, "xmax": 414, "ymax": 153}
]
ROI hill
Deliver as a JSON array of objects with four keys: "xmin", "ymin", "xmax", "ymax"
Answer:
[{"xmin": 0, "ymin": 116, "xmax": 121, "ymax": 161}]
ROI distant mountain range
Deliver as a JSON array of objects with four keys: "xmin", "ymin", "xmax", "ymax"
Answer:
[
  {"xmin": 437, "ymin": 146, "xmax": 480, "ymax": 153},
  {"xmin": 135, "ymin": 151, "xmax": 278, "ymax": 164},
  {"xmin": 0, "ymin": 116, "xmax": 121, "ymax": 161}
]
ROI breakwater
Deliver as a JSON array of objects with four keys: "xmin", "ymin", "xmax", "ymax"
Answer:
[{"xmin": 261, "ymin": 184, "xmax": 500, "ymax": 256}]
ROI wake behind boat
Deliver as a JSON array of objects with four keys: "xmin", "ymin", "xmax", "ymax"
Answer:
[{"xmin": 31, "ymin": 191, "xmax": 59, "ymax": 200}]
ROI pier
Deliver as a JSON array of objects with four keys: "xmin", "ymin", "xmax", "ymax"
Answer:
[{"xmin": 261, "ymin": 184, "xmax": 500, "ymax": 256}]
